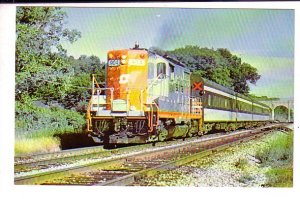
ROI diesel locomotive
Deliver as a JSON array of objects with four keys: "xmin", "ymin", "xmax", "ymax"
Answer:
[{"xmin": 86, "ymin": 44, "xmax": 271, "ymax": 146}]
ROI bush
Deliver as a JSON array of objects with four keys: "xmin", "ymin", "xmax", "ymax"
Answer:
[
  {"xmin": 255, "ymin": 132, "xmax": 293, "ymax": 187},
  {"xmin": 15, "ymin": 99, "xmax": 86, "ymax": 139},
  {"xmin": 255, "ymin": 132, "xmax": 293, "ymax": 165}
]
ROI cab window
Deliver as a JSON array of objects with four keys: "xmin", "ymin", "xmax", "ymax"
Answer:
[{"xmin": 157, "ymin": 62, "xmax": 166, "ymax": 78}]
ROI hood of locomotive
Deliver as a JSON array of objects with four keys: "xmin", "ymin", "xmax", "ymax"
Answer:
[{"xmin": 105, "ymin": 49, "xmax": 148, "ymax": 113}]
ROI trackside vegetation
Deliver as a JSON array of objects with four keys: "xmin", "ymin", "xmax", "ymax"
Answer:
[
  {"xmin": 15, "ymin": 7, "xmax": 269, "ymax": 155},
  {"xmin": 15, "ymin": 7, "xmax": 105, "ymax": 155},
  {"xmin": 255, "ymin": 131, "xmax": 293, "ymax": 187}
]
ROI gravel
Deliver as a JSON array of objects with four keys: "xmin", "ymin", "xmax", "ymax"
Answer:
[
  {"xmin": 134, "ymin": 131, "xmax": 285, "ymax": 187},
  {"xmin": 14, "ymin": 132, "xmax": 241, "ymax": 178}
]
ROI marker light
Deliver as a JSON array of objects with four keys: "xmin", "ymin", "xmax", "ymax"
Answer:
[{"xmin": 121, "ymin": 59, "xmax": 127, "ymax": 65}]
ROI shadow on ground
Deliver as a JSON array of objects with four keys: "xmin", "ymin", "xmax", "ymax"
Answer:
[{"xmin": 54, "ymin": 132, "xmax": 101, "ymax": 150}]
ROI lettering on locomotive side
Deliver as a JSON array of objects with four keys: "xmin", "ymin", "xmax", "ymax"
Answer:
[{"xmin": 128, "ymin": 59, "xmax": 145, "ymax": 66}]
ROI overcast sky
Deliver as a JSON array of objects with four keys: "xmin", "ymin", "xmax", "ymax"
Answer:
[{"xmin": 61, "ymin": 7, "xmax": 294, "ymax": 99}]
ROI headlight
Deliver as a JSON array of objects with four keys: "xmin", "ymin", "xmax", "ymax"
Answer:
[{"xmin": 130, "ymin": 106, "xmax": 136, "ymax": 111}]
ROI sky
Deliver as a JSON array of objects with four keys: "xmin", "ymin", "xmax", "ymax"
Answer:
[{"xmin": 61, "ymin": 7, "xmax": 294, "ymax": 99}]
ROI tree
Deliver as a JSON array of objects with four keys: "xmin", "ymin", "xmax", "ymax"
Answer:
[
  {"xmin": 64, "ymin": 55, "xmax": 106, "ymax": 111},
  {"xmin": 151, "ymin": 45, "xmax": 261, "ymax": 94},
  {"xmin": 15, "ymin": 7, "xmax": 81, "ymax": 102}
]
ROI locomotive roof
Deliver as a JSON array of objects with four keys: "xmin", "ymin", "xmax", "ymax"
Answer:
[{"xmin": 149, "ymin": 51, "xmax": 191, "ymax": 73}]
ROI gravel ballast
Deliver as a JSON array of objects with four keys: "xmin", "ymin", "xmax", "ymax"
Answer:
[{"xmin": 134, "ymin": 130, "xmax": 292, "ymax": 187}]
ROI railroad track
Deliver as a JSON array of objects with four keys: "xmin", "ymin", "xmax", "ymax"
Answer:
[
  {"xmin": 14, "ymin": 123, "xmax": 291, "ymax": 185},
  {"xmin": 14, "ymin": 132, "xmax": 227, "ymax": 175},
  {"xmin": 14, "ymin": 145, "xmax": 110, "ymax": 173}
]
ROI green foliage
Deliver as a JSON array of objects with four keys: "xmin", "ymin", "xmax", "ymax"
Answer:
[
  {"xmin": 15, "ymin": 7, "xmax": 100, "ymax": 140},
  {"xmin": 62, "ymin": 56, "xmax": 105, "ymax": 110},
  {"xmin": 15, "ymin": 98, "xmax": 85, "ymax": 139},
  {"xmin": 255, "ymin": 132, "xmax": 293, "ymax": 165},
  {"xmin": 16, "ymin": 7, "xmax": 81, "ymax": 101},
  {"xmin": 247, "ymin": 94, "xmax": 280, "ymax": 101},
  {"xmin": 254, "ymin": 132, "xmax": 293, "ymax": 187},
  {"xmin": 210, "ymin": 67, "xmax": 232, "ymax": 87},
  {"xmin": 69, "ymin": 55, "xmax": 105, "ymax": 75},
  {"xmin": 151, "ymin": 45, "xmax": 261, "ymax": 94},
  {"xmin": 265, "ymin": 167, "xmax": 293, "ymax": 187}
]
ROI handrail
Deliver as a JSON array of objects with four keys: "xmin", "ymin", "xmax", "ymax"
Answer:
[
  {"xmin": 86, "ymin": 99, "xmax": 93, "ymax": 132},
  {"xmin": 92, "ymin": 74, "xmax": 103, "ymax": 95},
  {"xmin": 148, "ymin": 103, "xmax": 153, "ymax": 132},
  {"xmin": 152, "ymin": 101, "xmax": 159, "ymax": 125},
  {"xmin": 147, "ymin": 73, "xmax": 166, "ymax": 92}
]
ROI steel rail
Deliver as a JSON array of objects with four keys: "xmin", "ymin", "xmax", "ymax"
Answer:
[
  {"xmin": 15, "ymin": 145, "xmax": 106, "ymax": 164},
  {"xmin": 14, "ymin": 132, "xmax": 229, "ymax": 172},
  {"xmin": 96, "ymin": 127, "xmax": 275, "ymax": 186},
  {"xmin": 14, "ymin": 123, "xmax": 291, "ymax": 185}
]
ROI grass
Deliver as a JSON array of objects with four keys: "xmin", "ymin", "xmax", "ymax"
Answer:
[
  {"xmin": 15, "ymin": 99, "xmax": 86, "ymax": 155},
  {"xmin": 264, "ymin": 166, "xmax": 293, "ymax": 187},
  {"xmin": 234, "ymin": 157, "xmax": 249, "ymax": 170},
  {"xmin": 15, "ymin": 136, "xmax": 61, "ymax": 155},
  {"xmin": 255, "ymin": 131, "xmax": 293, "ymax": 187},
  {"xmin": 255, "ymin": 132, "xmax": 293, "ymax": 165}
]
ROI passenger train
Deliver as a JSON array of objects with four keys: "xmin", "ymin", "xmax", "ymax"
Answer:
[{"xmin": 86, "ymin": 44, "xmax": 271, "ymax": 146}]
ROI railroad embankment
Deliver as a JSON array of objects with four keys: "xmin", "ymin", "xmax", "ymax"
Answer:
[{"xmin": 135, "ymin": 128, "xmax": 293, "ymax": 187}]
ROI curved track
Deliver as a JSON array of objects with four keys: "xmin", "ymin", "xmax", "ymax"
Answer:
[{"xmin": 14, "ymin": 123, "xmax": 292, "ymax": 185}]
